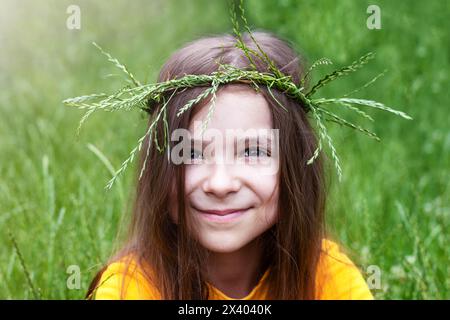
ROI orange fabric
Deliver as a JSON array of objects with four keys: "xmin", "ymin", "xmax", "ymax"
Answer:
[{"xmin": 93, "ymin": 239, "xmax": 373, "ymax": 300}]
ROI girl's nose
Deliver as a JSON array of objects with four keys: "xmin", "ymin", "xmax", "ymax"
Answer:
[{"xmin": 202, "ymin": 163, "xmax": 241, "ymax": 198}]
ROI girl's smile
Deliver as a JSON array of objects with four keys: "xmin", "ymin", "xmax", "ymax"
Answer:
[{"xmin": 193, "ymin": 206, "xmax": 253, "ymax": 223}]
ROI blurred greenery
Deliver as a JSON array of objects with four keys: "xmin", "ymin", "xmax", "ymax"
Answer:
[{"xmin": 0, "ymin": 0, "xmax": 448, "ymax": 299}]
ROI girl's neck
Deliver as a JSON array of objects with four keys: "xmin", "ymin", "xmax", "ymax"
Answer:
[{"xmin": 206, "ymin": 237, "xmax": 267, "ymax": 299}]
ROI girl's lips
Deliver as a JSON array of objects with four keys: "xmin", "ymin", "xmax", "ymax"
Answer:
[
  {"xmin": 194, "ymin": 207, "xmax": 252, "ymax": 222},
  {"xmin": 196, "ymin": 208, "xmax": 251, "ymax": 216}
]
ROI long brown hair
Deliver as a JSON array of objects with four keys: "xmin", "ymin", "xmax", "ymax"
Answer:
[{"xmin": 87, "ymin": 31, "xmax": 328, "ymax": 300}]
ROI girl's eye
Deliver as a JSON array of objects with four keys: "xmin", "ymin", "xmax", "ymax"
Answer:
[
  {"xmin": 244, "ymin": 147, "xmax": 270, "ymax": 158},
  {"xmin": 190, "ymin": 149, "xmax": 203, "ymax": 160}
]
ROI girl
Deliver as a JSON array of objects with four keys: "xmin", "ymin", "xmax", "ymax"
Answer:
[{"xmin": 87, "ymin": 31, "xmax": 373, "ymax": 300}]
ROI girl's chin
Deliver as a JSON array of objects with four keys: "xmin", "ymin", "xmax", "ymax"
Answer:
[
  {"xmin": 203, "ymin": 244, "xmax": 247, "ymax": 254},
  {"xmin": 197, "ymin": 235, "xmax": 251, "ymax": 253}
]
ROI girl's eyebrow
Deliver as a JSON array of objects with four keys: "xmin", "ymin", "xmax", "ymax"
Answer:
[
  {"xmin": 189, "ymin": 135, "xmax": 273, "ymax": 147},
  {"xmin": 189, "ymin": 138, "xmax": 212, "ymax": 147},
  {"xmin": 236, "ymin": 135, "xmax": 273, "ymax": 144}
]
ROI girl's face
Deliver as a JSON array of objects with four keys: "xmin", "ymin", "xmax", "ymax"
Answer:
[{"xmin": 169, "ymin": 85, "xmax": 280, "ymax": 253}]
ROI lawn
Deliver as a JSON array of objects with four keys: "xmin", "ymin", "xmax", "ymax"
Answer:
[{"xmin": 0, "ymin": 0, "xmax": 448, "ymax": 299}]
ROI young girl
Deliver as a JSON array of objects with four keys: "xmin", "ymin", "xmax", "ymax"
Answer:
[{"xmin": 87, "ymin": 31, "xmax": 373, "ymax": 300}]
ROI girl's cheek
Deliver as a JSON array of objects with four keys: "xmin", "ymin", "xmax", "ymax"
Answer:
[
  {"xmin": 239, "ymin": 166, "xmax": 280, "ymax": 209},
  {"xmin": 235, "ymin": 164, "xmax": 279, "ymax": 186},
  {"xmin": 184, "ymin": 165, "xmax": 206, "ymax": 193},
  {"xmin": 185, "ymin": 162, "xmax": 278, "ymax": 190}
]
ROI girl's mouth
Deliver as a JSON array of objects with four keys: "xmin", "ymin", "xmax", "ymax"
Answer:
[{"xmin": 193, "ymin": 207, "xmax": 252, "ymax": 222}]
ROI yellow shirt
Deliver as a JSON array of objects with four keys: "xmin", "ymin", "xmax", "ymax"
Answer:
[{"xmin": 93, "ymin": 239, "xmax": 373, "ymax": 300}]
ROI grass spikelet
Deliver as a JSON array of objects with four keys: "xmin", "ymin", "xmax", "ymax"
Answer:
[
  {"xmin": 307, "ymin": 137, "xmax": 323, "ymax": 165},
  {"xmin": 307, "ymin": 52, "xmax": 375, "ymax": 98},
  {"xmin": 342, "ymin": 69, "xmax": 387, "ymax": 98},
  {"xmin": 62, "ymin": 93, "xmax": 109, "ymax": 106},
  {"xmin": 236, "ymin": 0, "xmax": 284, "ymax": 78},
  {"xmin": 8, "ymin": 229, "xmax": 41, "ymax": 299},
  {"xmin": 138, "ymin": 89, "xmax": 178, "ymax": 182},
  {"xmin": 230, "ymin": 0, "xmax": 258, "ymax": 70},
  {"xmin": 317, "ymin": 98, "xmax": 413, "ymax": 120},
  {"xmin": 177, "ymin": 86, "xmax": 216, "ymax": 117},
  {"xmin": 301, "ymin": 57, "xmax": 333, "ymax": 87},
  {"xmin": 317, "ymin": 106, "xmax": 380, "ymax": 141},
  {"xmin": 200, "ymin": 79, "xmax": 220, "ymax": 136},
  {"xmin": 328, "ymin": 101, "xmax": 375, "ymax": 122},
  {"xmin": 309, "ymin": 106, "xmax": 343, "ymax": 181},
  {"xmin": 92, "ymin": 42, "xmax": 141, "ymax": 87}
]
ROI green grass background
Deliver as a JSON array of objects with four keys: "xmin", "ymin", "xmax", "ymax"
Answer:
[{"xmin": 0, "ymin": 0, "xmax": 448, "ymax": 299}]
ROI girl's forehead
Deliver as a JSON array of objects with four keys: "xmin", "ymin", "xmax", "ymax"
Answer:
[{"xmin": 188, "ymin": 86, "xmax": 273, "ymax": 135}]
